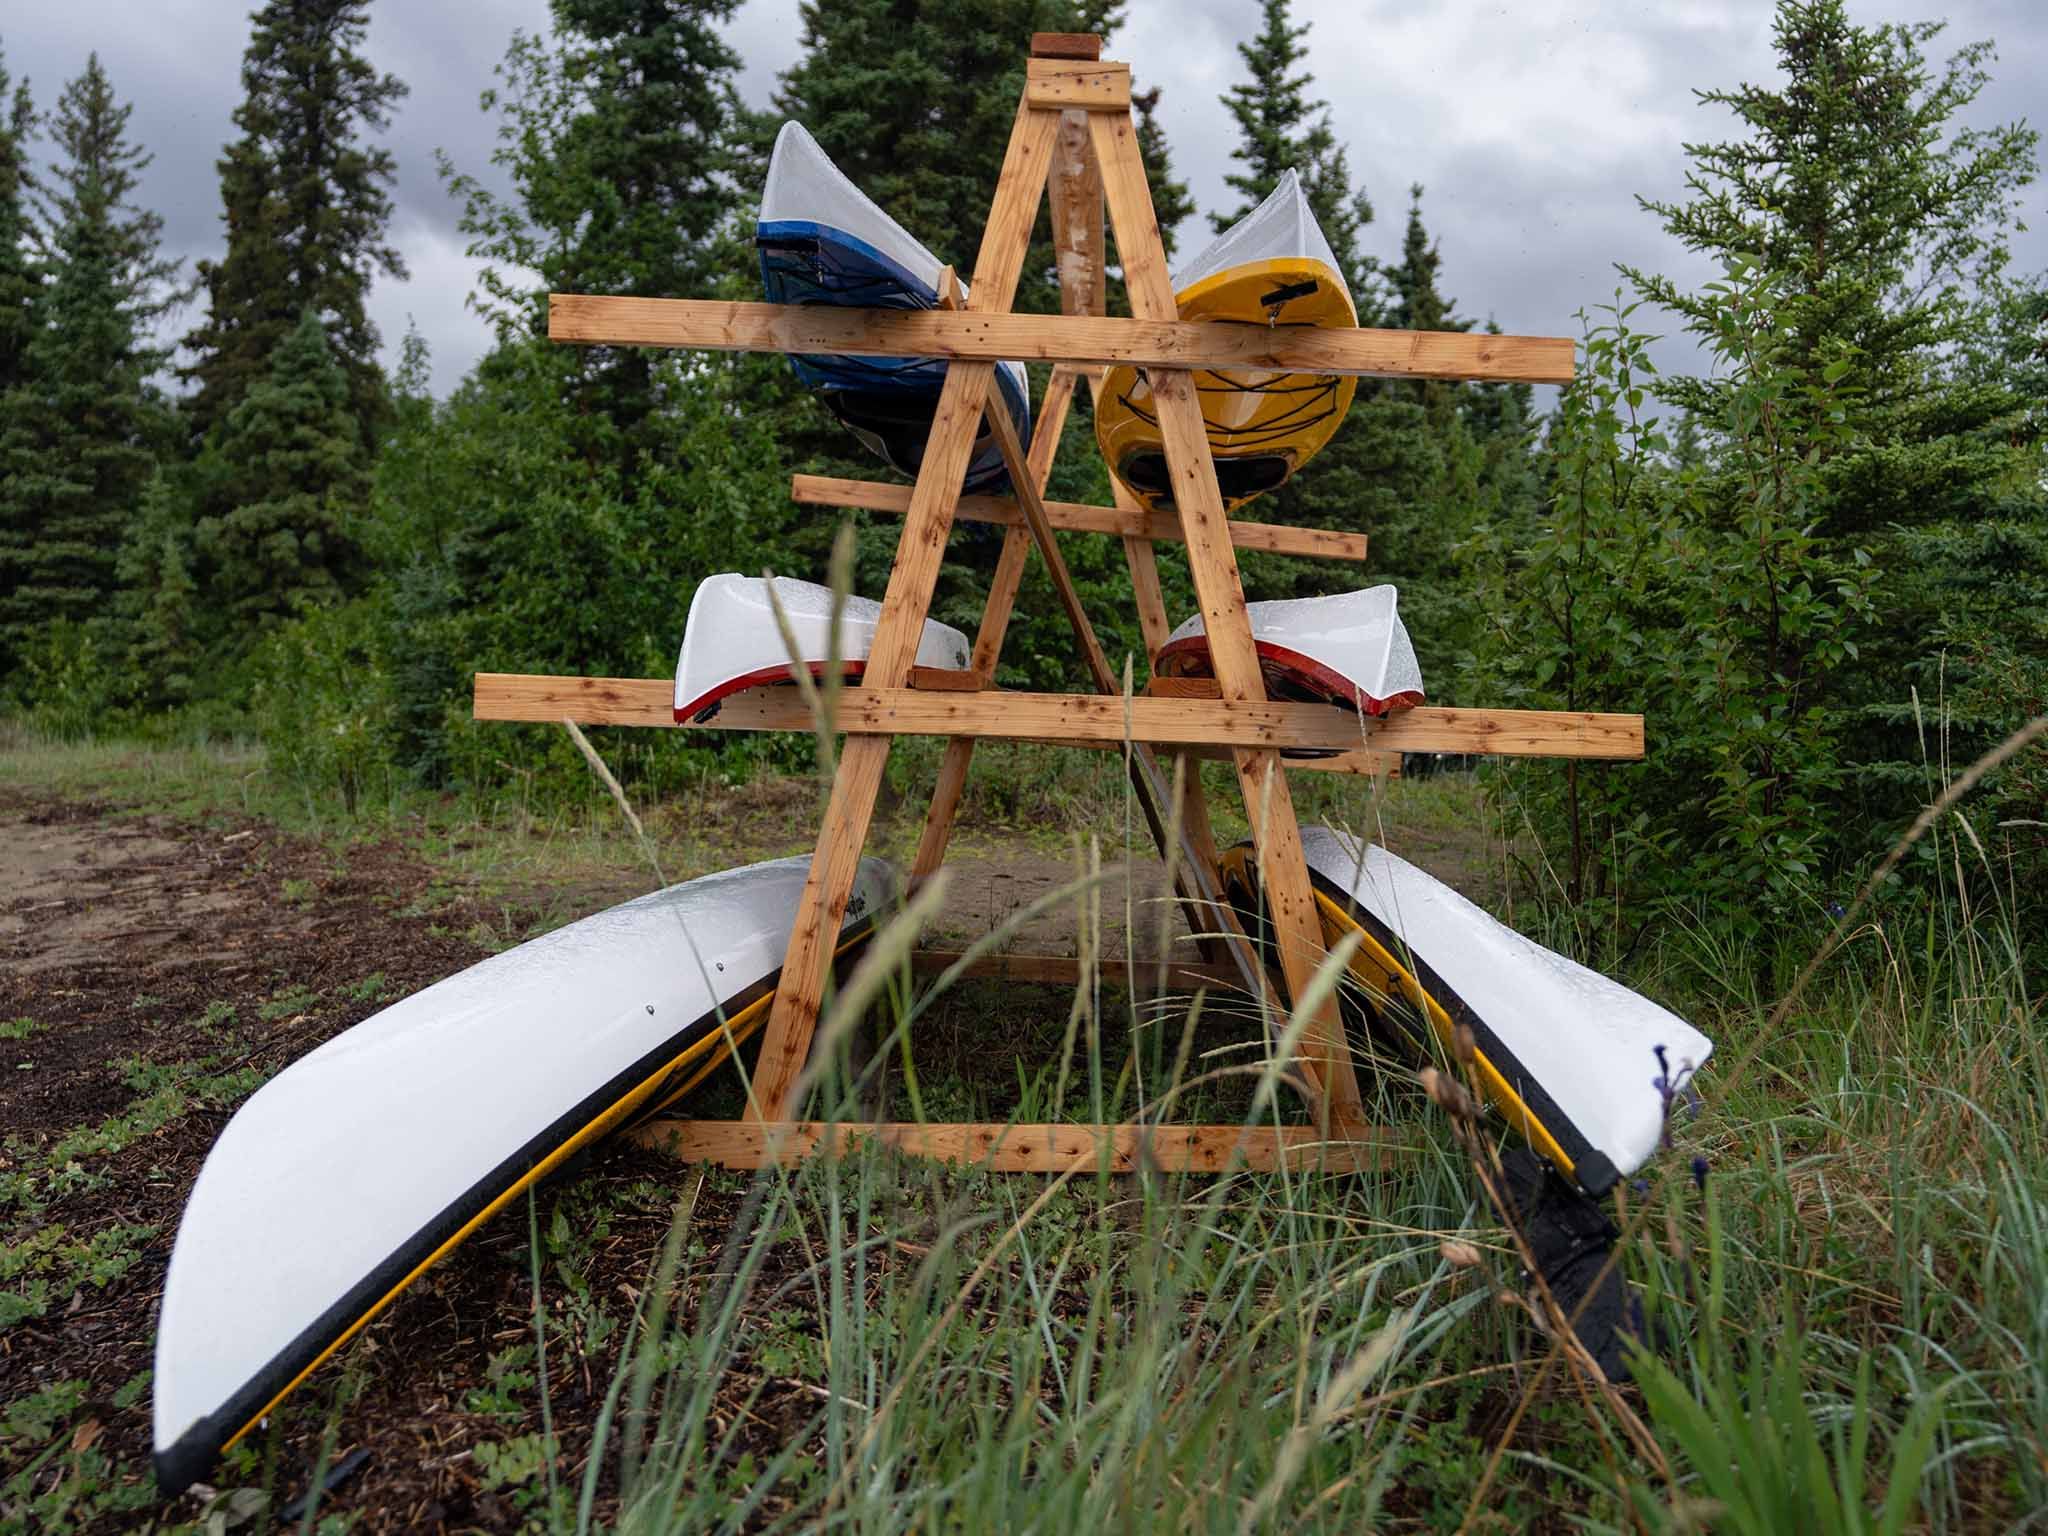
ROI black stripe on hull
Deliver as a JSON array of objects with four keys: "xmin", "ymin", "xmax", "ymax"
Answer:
[{"xmin": 1220, "ymin": 843, "xmax": 1618, "ymax": 1198}]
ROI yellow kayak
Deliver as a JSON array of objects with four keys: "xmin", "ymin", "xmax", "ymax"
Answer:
[{"xmin": 1097, "ymin": 170, "xmax": 1357, "ymax": 514}]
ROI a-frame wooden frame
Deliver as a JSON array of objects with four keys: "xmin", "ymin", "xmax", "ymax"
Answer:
[{"xmin": 473, "ymin": 35, "xmax": 1623, "ymax": 1175}]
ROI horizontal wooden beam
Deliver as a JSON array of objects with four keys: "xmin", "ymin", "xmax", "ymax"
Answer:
[
  {"xmin": 548, "ymin": 296, "xmax": 1575, "ymax": 385},
  {"xmin": 908, "ymin": 949, "xmax": 1248, "ymax": 990},
  {"xmin": 792, "ymin": 474, "xmax": 1370, "ymax": 563},
  {"xmin": 473, "ymin": 673, "xmax": 1644, "ymax": 759},
  {"xmin": 627, "ymin": 1118, "xmax": 1409, "ymax": 1173},
  {"xmin": 1025, "ymin": 58, "xmax": 1130, "ymax": 110}
]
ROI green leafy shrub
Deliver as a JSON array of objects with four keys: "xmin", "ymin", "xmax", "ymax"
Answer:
[{"xmin": 244, "ymin": 595, "xmax": 397, "ymax": 814}]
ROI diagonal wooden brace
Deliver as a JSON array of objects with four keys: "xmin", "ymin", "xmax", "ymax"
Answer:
[{"xmin": 746, "ymin": 102, "xmax": 1060, "ymax": 1125}]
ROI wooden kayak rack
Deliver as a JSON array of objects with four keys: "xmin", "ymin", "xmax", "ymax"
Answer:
[{"xmin": 472, "ymin": 33, "xmax": 1627, "ymax": 1175}]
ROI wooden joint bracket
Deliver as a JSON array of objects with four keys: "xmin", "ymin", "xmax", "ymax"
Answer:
[{"xmin": 1026, "ymin": 58, "xmax": 1130, "ymax": 111}]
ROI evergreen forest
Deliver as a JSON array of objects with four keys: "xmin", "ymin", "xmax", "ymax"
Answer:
[{"xmin": 1, "ymin": 0, "xmax": 2040, "ymax": 959}]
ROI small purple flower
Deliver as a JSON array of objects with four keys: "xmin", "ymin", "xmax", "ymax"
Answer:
[
  {"xmin": 1690, "ymin": 1156, "xmax": 1710, "ymax": 1191},
  {"xmin": 1826, "ymin": 900, "xmax": 1847, "ymax": 920},
  {"xmin": 1651, "ymin": 1043, "xmax": 1700, "ymax": 1151}
]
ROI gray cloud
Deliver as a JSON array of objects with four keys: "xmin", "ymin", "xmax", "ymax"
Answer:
[{"xmin": 6, "ymin": 0, "xmax": 2042, "ymax": 397}]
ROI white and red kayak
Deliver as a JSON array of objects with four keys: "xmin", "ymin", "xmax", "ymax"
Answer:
[
  {"xmin": 153, "ymin": 854, "xmax": 895, "ymax": 1494},
  {"xmin": 1154, "ymin": 585, "xmax": 1424, "ymax": 715},
  {"xmin": 675, "ymin": 574, "xmax": 971, "ymax": 723}
]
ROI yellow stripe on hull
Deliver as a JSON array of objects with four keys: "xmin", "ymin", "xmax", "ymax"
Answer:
[
  {"xmin": 1096, "ymin": 257, "xmax": 1357, "ymax": 516},
  {"xmin": 1218, "ymin": 846, "xmax": 1578, "ymax": 1183}
]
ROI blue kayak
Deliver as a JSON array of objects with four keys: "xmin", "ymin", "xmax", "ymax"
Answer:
[{"xmin": 759, "ymin": 121, "xmax": 1031, "ymax": 495}]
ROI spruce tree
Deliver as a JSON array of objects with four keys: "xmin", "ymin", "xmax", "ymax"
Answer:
[
  {"xmin": 0, "ymin": 47, "xmax": 38, "ymax": 399},
  {"xmin": 181, "ymin": 0, "xmax": 407, "ymax": 448},
  {"xmin": 0, "ymin": 55, "xmax": 177, "ymax": 675},
  {"xmin": 445, "ymin": 0, "xmax": 746, "ymax": 465},
  {"xmin": 200, "ymin": 307, "xmax": 369, "ymax": 636},
  {"xmin": 1624, "ymin": 0, "xmax": 2044, "ymax": 875},
  {"xmin": 1211, "ymin": 0, "xmax": 1372, "ymax": 297},
  {"xmin": 1622, "ymin": 0, "xmax": 2036, "ymax": 431}
]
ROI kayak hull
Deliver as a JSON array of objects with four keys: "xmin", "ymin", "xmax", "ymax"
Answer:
[
  {"xmin": 1098, "ymin": 172, "xmax": 1357, "ymax": 514},
  {"xmin": 674, "ymin": 574, "xmax": 971, "ymax": 723},
  {"xmin": 1223, "ymin": 827, "xmax": 1711, "ymax": 1193},
  {"xmin": 759, "ymin": 122, "xmax": 1031, "ymax": 494},
  {"xmin": 1154, "ymin": 585, "xmax": 1423, "ymax": 724},
  {"xmin": 153, "ymin": 854, "xmax": 894, "ymax": 1494}
]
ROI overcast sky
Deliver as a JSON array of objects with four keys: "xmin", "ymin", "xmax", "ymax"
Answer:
[{"xmin": 6, "ymin": 0, "xmax": 2043, "ymax": 396}]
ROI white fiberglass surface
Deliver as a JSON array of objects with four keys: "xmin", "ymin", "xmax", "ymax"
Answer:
[
  {"xmin": 154, "ymin": 854, "xmax": 894, "ymax": 1457},
  {"xmin": 763, "ymin": 121, "xmax": 948, "ymax": 296},
  {"xmin": 1165, "ymin": 585, "xmax": 1424, "ymax": 704},
  {"xmin": 1299, "ymin": 827, "xmax": 1711, "ymax": 1177},
  {"xmin": 674, "ymin": 574, "xmax": 972, "ymax": 716},
  {"xmin": 760, "ymin": 121, "xmax": 1028, "ymax": 414},
  {"xmin": 1172, "ymin": 168, "xmax": 1349, "ymax": 298}
]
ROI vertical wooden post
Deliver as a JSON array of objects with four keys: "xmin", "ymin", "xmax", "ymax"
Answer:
[
  {"xmin": 748, "ymin": 103, "xmax": 1060, "ymax": 1123},
  {"xmin": 1090, "ymin": 110, "xmax": 1367, "ymax": 1134},
  {"xmin": 1055, "ymin": 98, "xmax": 1223, "ymax": 888},
  {"xmin": 911, "ymin": 366, "xmax": 1079, "ymax": 879}
]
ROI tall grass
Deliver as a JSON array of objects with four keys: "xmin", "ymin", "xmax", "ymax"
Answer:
[
  {"xmin": 10, "ymin": 712, "xmax": 2040, "ymax": 1527},
  {"xmin": 539, "ymin": 722, "xmax": 2040, "ymax": 1531}
]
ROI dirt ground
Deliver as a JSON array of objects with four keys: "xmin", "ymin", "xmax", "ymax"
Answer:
[{"xmin": 0, "ymin": 782, "xmax": 1266, "ymax": 1531}]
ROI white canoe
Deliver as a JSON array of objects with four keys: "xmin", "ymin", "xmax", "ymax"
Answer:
[
  {"xmin": 675, "ymin": 574, "xmax": 972, "ymax": 722},
  {"xmin": 1298, "ymin": 826, "xmax": 1711, "ymax": 1190},
  {"xmin": 153, "ymin": 853, "xmax": 895, "ymax": 1493},
  {"xmin": 1155, "ymin": 585, "xmax": 1424, "ymax": 716}
]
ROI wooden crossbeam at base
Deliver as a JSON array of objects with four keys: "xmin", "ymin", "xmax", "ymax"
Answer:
[
  {"xmin": 473, "ymin": 673, "xmax": 1645, "ymax": 759},
  {"xmin": 908, "ymin": 949, "xmax": 1246, "ymax": 990},
  {"xmin": 627, "ymin": 1117, "xmax": 1410, "ymax": 1173}
]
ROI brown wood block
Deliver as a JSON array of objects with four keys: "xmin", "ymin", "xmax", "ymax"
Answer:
[
  {"xmin": 1025, "ymin": 58, "xmax": 1131, "ymax": 110},
  {"xmin": 1030, "ymin": 31, "xmax": 1102, "ymax": 59}
]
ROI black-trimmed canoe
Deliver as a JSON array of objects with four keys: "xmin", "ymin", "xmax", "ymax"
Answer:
[
  {"xmin": 152, "ymin": 854, "xmax": 894, "ymax": 1494},
  {"xmin": 1224, "ymin": 826, "xmax": 1711, "ymax": 1194},
  {"xmin": 758, "ymin": 119, "xmax": 1032, "ymax": 495}
]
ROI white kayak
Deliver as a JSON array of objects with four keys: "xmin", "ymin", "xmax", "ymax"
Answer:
[
  {"xmin": 153, "ymin": 854, "xmax": 896, "ymax": 1494},
  {"xmin": 675, "ymin": 574, "xmax": 972, "ymax": 722},
  {"xmin": 758, "ymin": 120, "xmax": 1032, "ymax": 494},
  {"xmin": 1294, "ymin": 827, "xmax": 1711, "ymax": 1191},
  {"xmin": 1154, "ymin": 585, "xmax": 1424, "ymax": 716}
]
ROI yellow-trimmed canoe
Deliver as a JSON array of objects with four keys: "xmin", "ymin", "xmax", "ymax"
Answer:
[{"xmin": 1097, "ymin": 169, "xmax": 1357, "ymax": 514}]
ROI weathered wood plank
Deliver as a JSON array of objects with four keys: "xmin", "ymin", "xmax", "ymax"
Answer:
[
  {"xmin": 547, "ymin": 295, "xmax": 1576, "ymax": 385},
  {"xmin": 629, "ymin": 1118, "xmax": 1409, "ymax": 1173},
  {"xmin": 791, "ymin": 474, "xmax": 1369, "ymax": 562},
  {"xmin": 913, "ymin": 365, "xmax": 1080, "ymax": 879},
  {"xmin": 472, "ymin": 674, "xmax": 1646, "ymax": 759},
  {"xmin": 908, "ymin": 950, "xmax": 1245, "ymax": 990}
]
